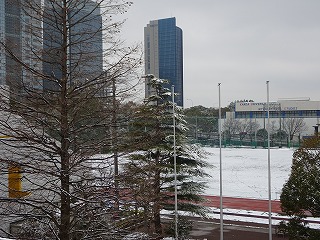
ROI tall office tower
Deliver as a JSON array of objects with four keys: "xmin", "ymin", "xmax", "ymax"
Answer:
[
  {"xmin": 144, "ymin": 17, "xmax": 183, "ymax": 107},
  {"xmin": 43, "ymin": 0, "xmax": 103, "ymax": 91},
  {"xmin": 0, "ymin": 0, "xmax": 42, "ymax": 91}
]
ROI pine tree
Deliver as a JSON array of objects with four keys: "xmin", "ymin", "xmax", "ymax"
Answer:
[{"xmin": 121, "ymin": 76, "xmax": 210, "ymax": 238}]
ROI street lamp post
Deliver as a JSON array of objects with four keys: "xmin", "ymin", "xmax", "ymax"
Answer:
[
  {"xmin": 266, "ymin": 81, "xmax": 272, "ymax": 240},
  {"xmin": 172, "ymin": 86, "xmax": 178, "ymax": 240},
  {"xmin": 218, "ymin": 83, "xmax": 223, "ymax": 240}
]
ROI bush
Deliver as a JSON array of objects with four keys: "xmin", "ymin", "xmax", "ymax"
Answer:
[{"xmin": 165, "ymin": 216, "xmax": 193, "ymax": 240}]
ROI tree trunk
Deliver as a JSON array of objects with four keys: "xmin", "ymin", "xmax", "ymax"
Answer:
[
  {"xmin": 112, "ymin": 78, "xmax": 120, "ymax": 213},
  {"xmin": 59, "ymin": 2, "xmax": 71, "ymax": 240}
]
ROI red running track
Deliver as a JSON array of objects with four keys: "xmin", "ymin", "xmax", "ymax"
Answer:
[{"xmin": 202, "ymin": 195, "xmax": 282, "ymax": 214}]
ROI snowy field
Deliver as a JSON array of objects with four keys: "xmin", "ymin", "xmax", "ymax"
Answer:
[{"xmin": 203, "ymin": 147, "xmax": 295, "ymax": 200}]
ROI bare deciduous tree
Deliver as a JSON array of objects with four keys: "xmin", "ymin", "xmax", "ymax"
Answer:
[
  {"xmin": 236, "ymin": 119, "xmax": 257, "ymax": 141},
  {"xmin": 282, "ymin": 118, "xmax": 308, "ymax": 142},
  {"xmin": 223, "ymin": 118, "xmax": 241, "ymax": 142},
  {"xmin": 0, "ymin": 1, "xmax": 142, "ymax": 239},
  {"xmin": 238, "ymin": 119, "xmax": 260, "ymax": 142}
]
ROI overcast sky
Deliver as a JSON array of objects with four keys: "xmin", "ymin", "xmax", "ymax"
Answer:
[{"xmin": 119, "ymin": 0, "xmax": 320, "ymax": 108}]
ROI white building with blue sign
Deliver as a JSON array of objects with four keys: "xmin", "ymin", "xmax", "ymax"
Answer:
[{"xmin": 225, "ymin": 98, "xmax": 320, "ymax": 138}]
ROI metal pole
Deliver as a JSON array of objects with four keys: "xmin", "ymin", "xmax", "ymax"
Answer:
[
  {"xmin": 172, "ymin": 85, "xmax": 178, "ymax": 240},
  {"xmin": 195, "ymin": 116, "xmax": 198, "ymax": 141},
  {"xmin": 218, "ymin": 83, "xmax": 223, "ymax": 240},
  {"xmin": 255, "ymin": 116, "xmax": 257, "ymax": 148},
  {"xmin": 266, "ymin": 80, "xmax": 272, "ymax": 240}
]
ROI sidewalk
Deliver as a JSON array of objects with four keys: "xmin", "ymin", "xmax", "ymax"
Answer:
[
  {"xmin": 167, "ymin": 196, "xmax": 287, "ymax": 239},
  {"xmin": 163, "ymin": 196, "xmax": 320, "ymax": 239}
]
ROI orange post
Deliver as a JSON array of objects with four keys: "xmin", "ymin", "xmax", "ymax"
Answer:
[{"xmin": 8, "ymin": 165, "xmax": 30, "ymax": 198}]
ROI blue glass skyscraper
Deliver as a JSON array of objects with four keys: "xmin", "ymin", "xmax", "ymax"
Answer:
[{"xmin": 144, "ymin": 17, "xmax": 183, "ymax": 107}]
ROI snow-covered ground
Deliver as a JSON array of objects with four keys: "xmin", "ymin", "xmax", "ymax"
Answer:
[
  {"xmin": 199, "ymin": 148, "xmax": 320, "ymax": 229},
  {"xmin": 203, "ymin": 147, "xmax": 294, "ymax": 200},
  {"xmin": 161, "ymin": 147, "xmax": 320, "ymax": 238}
]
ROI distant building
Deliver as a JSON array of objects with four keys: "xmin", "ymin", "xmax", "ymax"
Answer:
[
  {"xmin": 144, "ymin": 17, "xmax": 183, "ymax": 106},
  {"xmin": 225, "ymin": 98, "xmax": 320, "ymax": 137}
]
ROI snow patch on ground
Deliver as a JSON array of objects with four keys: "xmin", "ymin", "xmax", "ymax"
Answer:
[{"xmin": 203, "ymin": 147, "xmax": 294, "ymax": 200}]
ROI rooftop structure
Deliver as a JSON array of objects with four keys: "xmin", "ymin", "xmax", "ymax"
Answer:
[{"xmin": 144, "ymin": 17, "xmax": 183, "ymax": 106}]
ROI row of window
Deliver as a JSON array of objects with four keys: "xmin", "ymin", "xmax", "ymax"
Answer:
[
  {"xmin": 235, "ymin": 110, "xmax": 320, "ymax": 119},
  {"xmin": 5, "ymin": 0, "xmax": 20, "ymax": 16},
  {"xmin": 5, "ymin": 15, "xmax": 21, "ymax": 35}
]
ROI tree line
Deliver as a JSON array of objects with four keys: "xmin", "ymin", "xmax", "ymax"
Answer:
[{"xmin": 183, "ymin": 105, "xmax": 307, "ymax": 147}]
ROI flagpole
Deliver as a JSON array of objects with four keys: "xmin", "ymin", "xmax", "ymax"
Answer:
[
  {"xmin": 218, "ymin": 83, "xmax": 223, "ymax": 240},
  {"xmin": 172, "ymin": 85, "xmax": 178, "ymax": 240},
  {"xmin": 266, "ymin": 80, "xmax": 272, "ymax": 240}
]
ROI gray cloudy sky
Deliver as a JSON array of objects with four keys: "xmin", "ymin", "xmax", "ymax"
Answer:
[{"xmin": 120, "ymin": 0, "xmax": 320, "ymax": 107}]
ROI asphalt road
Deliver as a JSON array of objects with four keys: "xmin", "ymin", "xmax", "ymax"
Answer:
[{"xmin": 187, "ymin": 217, "xmax": 288, "ymax": 240}]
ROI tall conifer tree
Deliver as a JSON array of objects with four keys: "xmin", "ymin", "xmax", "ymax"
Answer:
[{"xmin": 122, "ymin": 76, "xmax": 210, "ymax": 238}]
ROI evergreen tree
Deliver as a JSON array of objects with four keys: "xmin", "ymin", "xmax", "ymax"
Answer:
[
  {"xmin": 280, "ymin": 136, "xmax": 320, "ymax": 239},
  {"xmin": 121, "ymin": 76, "xmax": 210, "ymax": 239}
]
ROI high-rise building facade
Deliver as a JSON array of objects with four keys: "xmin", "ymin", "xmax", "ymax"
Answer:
[
  {"xmin": 0, "ymin": 0, "xmax": 22, "ymax": 88},
  {"xmin": 144, "ymin": 17, "xmax": 183, "ymax": 107},
  {"xmin": 0, "ymin": 0, "xmax": 42, "ymax": 91},
  {"xmin": 0, "ymin": 1, "xmax": 103, "ymax": 92},
  {"xmin": 43, "ymin": 0, "xmax": 103, "ymax": 91}
]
